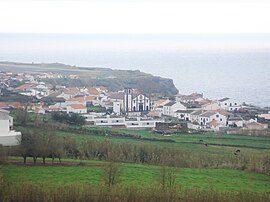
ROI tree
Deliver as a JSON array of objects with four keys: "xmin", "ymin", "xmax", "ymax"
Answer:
[
  {"xmin": 102, "ymin": 163, "xmax": 121, "ymax": 189},
  {"xmin": 16, "ymin": 108, "xmax": 29, "ymax": 126}
]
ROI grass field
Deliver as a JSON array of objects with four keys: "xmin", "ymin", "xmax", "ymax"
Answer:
[
  {"xmin": 2, "ymin": 158, "xmax": 270, "ymax": 193},
  {"xmin": 55, "ymin": 127, "xmax": 270, "ymax": 157}
]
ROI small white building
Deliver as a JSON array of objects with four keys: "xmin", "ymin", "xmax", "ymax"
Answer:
[
  {"xmin": 66, "ymin": 104, "xmax": 87, "ymax": 114},
  {"xmin": 162, "ymin": 102, "xmax": 187, "ymax": 117},
  {"xmin": 0, "ymin": 109, "xmax": 21, "ymax": 146},
  {"xmin": 218, "ymin": 97, "xmax": 242, "ymax": 111},
  {"xmin": 198, "ymin": 111, "xmax": 227, "ymax": 126},
  {"xmin": 174, "ymin": 110, "xmax": 195, "ymax": 121},
  {"xmin": 113, "ymin": 101, "xmax": 121, "ymax": 115},
  {"xmin": 228, "ymin": 117, "xmax": 244, "ymax": 127}
]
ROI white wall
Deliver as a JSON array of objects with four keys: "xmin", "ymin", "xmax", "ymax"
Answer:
[
  {"xmin": 0, "ymin": 119, "xmax": 9, "ymax": 133},
  {"xmin": 0, "ymin": 133, "xmax": 21, "ymax": 146},
  {"xmin": 66, "ymin": 106, "xmax": 87, "ymax": 114},
  {"xmin": 113, "ymin": 101, "xmax": 121, "ymax": 115}
]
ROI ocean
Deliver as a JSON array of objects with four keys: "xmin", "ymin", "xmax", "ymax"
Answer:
[{"xmin": 0, "ymin": 34, "xmax": 269, "ymax": 107}]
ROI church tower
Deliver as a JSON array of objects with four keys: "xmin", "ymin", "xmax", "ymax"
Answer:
[{"xmin": 124, "ymin": 88, "xmax": 133, "ymax": 112}]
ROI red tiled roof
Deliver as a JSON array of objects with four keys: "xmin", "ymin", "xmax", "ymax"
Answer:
[
  {"xmin": 87, "ymin": 88, "xmax": 100, "ymax": 95},
  {"xmin": 209, "ymin": 120, "xmax": 220, "ymax": 127},
  {"xmin": 68, "ymin": 104, "xmax": 86, "ymax": 109},
  {"xmin": 0, "ymin": 102, "xmax": 22, "ymax": 109},
  {"xmin": 68, "ymin": 96, "xmax": 95, "ymax": 102},
  {"xmin": 16, "ymin": 84, "xmax": 34, "ymax": 91},
  {"xmin": 64, "ymin": 88, "xmax": 80, "ymax": 95}
]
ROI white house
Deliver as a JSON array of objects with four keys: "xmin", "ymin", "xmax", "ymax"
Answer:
[
  {"xmin": 218, "ymin": 97, "xmax": 242, "ymax": 111},
  {"xmin": 66, "ymin": 104, "xmax": 87, "ymax": 114},
  {"xmin": 162, "ymin": 102, "xmax": 187, "ymax": 117},
  {"xmin": 174, "ymin": 110, "xmax": 195, "ymax": 121},
  {"xmin": 228, "ymin": 117, "xmax": 244, "ymax": 127},
  {"xmin": 190, "ymin": 109, "xmax": 205, "ymax": 123},
  {"xmin": 0, "ymin": 109, "xmax": 21, "ymax": 146},
  {"xmin": 198, "ymin": 111, "xmax": 227, "ymax": 126}
]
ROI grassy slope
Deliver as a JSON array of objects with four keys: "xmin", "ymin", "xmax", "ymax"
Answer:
[{"xmin": 2, "ymin": 160, "xmax": 270, "ymax": 193}]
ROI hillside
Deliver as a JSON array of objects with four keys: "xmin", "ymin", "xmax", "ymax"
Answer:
[{"xmin": 0, "ymin": 61, "xmax": 179, "ymax": 95}]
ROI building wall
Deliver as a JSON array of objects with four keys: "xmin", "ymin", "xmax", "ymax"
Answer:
[
  {"xmin": 163, "ymin": 102, "xmax": 186, "ymax": 117},
  {"xmin": 132, "ymin": 94, "xmax": 150, "ymax": 111},
  {"xmin": 199, "ymin": 113, "xmax": 227, "ymax": 126},
  {"xmin": 203, "ymin": 102, "xmax": 220, "ymax": 111},
  {"xmin": 0, "ymin": 133, "xmax": 21, "ymax": 146},
  {"xmin": 66, "ymin": 106, "xmax": 87, "ymax": 114},
  {"xmin": 219, "ymin": 99, "xmax": 241, "ymax": 111},
  {"xmin": 113, "ymin": 101, "xmax": 121, "ymax": 115},
  {"xmin": 0, "ymin": 119, "xmax": 9, "ymax": 133}
]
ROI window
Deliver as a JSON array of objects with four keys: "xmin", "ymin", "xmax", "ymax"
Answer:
[
  {"xmin": 235, "ymin": 103, "xmax": 237, "ymax": 105},
  {"xmin": 147, "ymin": 123, "xmax": 149, "ymax": 125},
  {"xmin": 225, "ymin": 103, "xmax": 227, "ymax": 105},
  {"xmin": 216, "ymin": 114, "xmax": 219, "ymax": 118},
  {"xmin": 116, "ymin": 120, "xmax": 119, "ymax": 122}
]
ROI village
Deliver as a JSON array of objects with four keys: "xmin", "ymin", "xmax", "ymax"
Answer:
[{"xmin": 0, "ymin": 70, "xmax": 269, "ymax": 145}]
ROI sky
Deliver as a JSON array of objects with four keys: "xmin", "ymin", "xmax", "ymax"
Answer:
[{"xmin": 0, "ymin": 0, "xmax": 270, "ymax": 34}]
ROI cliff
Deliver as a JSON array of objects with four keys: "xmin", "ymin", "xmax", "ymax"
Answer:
[{"xmin": 0, "ymin": 62, "xmax": 179, "ymax": 96}]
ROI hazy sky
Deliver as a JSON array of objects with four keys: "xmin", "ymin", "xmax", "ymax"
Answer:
[{"xmin": 0, "ymin": 0, "xmax": 269, "ymax": 34}]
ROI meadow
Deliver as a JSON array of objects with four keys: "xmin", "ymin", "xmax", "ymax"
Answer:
[
  {"xmin": 3, "ymin": 124, "xmax": 270, "ymax": 201},
  {"xmin": 2, "ymin": 159, "xmax": 270, "ymax": 193}
]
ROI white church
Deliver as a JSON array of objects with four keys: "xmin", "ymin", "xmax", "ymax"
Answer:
[
  {"xmin": 123, "ymin": 88, "xmax": 151, "ymax": 113},
  {"xmin": 0, "ymin": 109, "xmax": 21, "ymax": 146}
]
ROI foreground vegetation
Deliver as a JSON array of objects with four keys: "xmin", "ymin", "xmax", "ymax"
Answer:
[
  {"xmin": 1, "ymin": 159, "xmax": 270, "ymax": 202},
  {"xmin": 2, "ymin": 112, "xmax": 270, "ymax": 201}
]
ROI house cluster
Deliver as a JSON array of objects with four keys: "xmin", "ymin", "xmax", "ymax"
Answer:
[
  {"xmin": 154, "ymin": 94, "xmax": 269, "ymax": 131},
  {"xmin": 0, "ymin": 70, "xmax": 269, "ymax": 132}
]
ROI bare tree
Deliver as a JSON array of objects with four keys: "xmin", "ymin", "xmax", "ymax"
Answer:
[{"xmin": 102, "ymin": 163, "xmax": 121, "ymax": 189}]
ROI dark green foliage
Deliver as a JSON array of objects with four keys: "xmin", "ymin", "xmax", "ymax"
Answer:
[
  {"xmin": 15, "ymin": 108, "xmax": 29, "ymax": 126},
  {"xmin": 51, "ymin": 112, "xmax": 85, "ymax": 125}
]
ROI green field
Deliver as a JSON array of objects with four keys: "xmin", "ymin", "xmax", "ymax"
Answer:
[
  {"xmin": 2, "ymin": 159, "xmax": 270, "ymax": 193},
  {"xmin": 55, "ymin": 127, "xmax": 270, "ymax": 156}
]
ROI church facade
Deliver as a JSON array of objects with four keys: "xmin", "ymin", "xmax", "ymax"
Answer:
[{"xmin": 123, "ymin": 88, "xmax": 151, "ymax": 113}]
